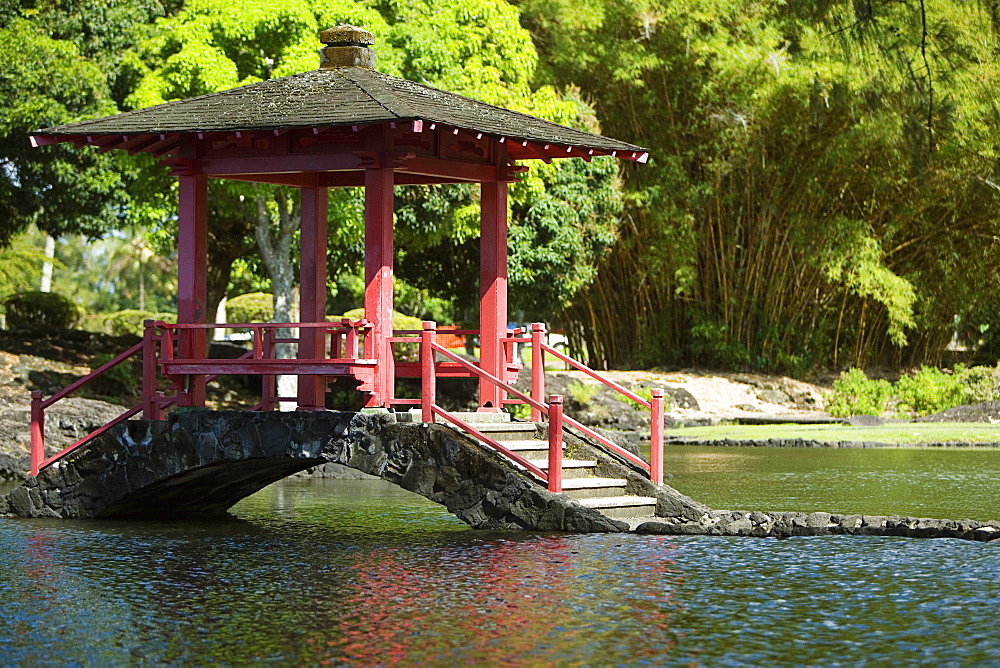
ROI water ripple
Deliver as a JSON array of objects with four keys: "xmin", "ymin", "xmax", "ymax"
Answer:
[{"xmin": 0, "ymin": 479, "xmax": 998, "ymax": 665}]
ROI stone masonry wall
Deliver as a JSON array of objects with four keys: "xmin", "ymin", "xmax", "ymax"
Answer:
[{"xmin": 0, "ymin": 411, "xmax": 627, "ymax": 533}]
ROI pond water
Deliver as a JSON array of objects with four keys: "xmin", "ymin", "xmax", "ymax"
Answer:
[
  {"xmin": 663, "ymin": 445, "xmax": 1000, "ymax": 521},
  {"xmin": 0, "ymin": 447, "xmax": 998, "ymax": 665}
]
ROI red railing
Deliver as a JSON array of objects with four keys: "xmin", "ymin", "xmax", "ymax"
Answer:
[
  {"xmin": 28, "ymin": 318, "xmax": 377, "ymax": 474},
  {"xmin": 417, "ymin": 321, "xmax": 664, "ymax": 490},
  {"xmin": 28, "ymin": 319, "xmax": 663, "ymax": 489},
  {"xmin": 29, "ymin": 341, "xmax": 148, "ymax": 475},
  {"xmin": 153, "ymin": 319, "xmax": 375, "ymax": 409},
  {"xmin": 418, "ymin": 321, "xmax": 565, "ymax": 491},
  {"xmin": 524, "ymin": 323, "xmax": 664, "ymax": 484}
]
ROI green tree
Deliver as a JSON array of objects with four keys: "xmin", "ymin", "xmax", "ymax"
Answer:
[
  {"xmin": 128, "ymin": 0, "xmax": 622, "ymax": 332},
  {"xmin": 127, "ymin": 0, "xmax": 395, "ymax": 329},
  {"xmin": 384, "ymin": 0, "xmax": 622, "ymax": 323},
  {"xmin": 0, "ymin": 17, "xmax": 127, "ymax": 247},
  {"xmin": 520, "ymin": 0, "xmax": 1000, "ymax": 372}
]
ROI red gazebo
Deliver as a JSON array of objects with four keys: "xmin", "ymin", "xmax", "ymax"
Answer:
[{"xmin": 28, "ymin": 26, "xmax": 657, "ymax": 486}]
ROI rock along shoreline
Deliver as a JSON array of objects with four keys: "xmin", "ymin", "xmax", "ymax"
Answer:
[
  {"xmin": 665, "ymin": 437, "xmax": 1000, "ymax": 449},
  {"xmin": 635, "ymin": 508, "xmax": 1000, "ymax": 541}
]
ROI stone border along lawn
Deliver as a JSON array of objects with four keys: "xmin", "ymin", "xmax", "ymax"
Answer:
[{"xmin": 665, "ymin": 422, "xmax": 1000, "ymax": 447}]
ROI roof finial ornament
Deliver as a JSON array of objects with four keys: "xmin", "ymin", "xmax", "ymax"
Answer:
[{"xmin": 319, "ymin": 25, "xmax": 375, "ymax": 69}]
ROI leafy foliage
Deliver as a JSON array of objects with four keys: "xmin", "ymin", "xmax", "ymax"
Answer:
[
  {"xmin": 825, "ymin": 369, "xmax": 894, "ymax": 418},
  {"xmin": 566, "ymin": 380, "xmax": 600, "ymax": 405},
  {"xmin": 894, "ymin": 366, "xmax": 970, "ymax": 417},
  {"xmin": 0, "ymin": 18, "xmax": 128, "ymax": 246},
  {"xmin": 101, "ymin": 309, "xmax": 176, "ymax": 337},
  {"xmin": 0, "ymin": 230, "xmax": 56, "ymax": 297},
  {"xmin": 827, "ymin": 364, "xmax": 1000, "ymax": 418},
  {"xmin": 521, "ymin": 0, "xmax": 1000, "ymax": 372}
]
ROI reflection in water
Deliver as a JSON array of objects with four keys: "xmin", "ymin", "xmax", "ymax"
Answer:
[
  {"xmin": 313, "ymin": 534, "xmax": 690, "ymax": 665},
  {"xmin": 0, "ymin": 453, "xmax": 999, "ymax": 664}
]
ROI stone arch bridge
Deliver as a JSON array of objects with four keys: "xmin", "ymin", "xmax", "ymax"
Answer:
[{"xmin": 0, "ymin": 411, "xmax": 684, "ymax": 531}]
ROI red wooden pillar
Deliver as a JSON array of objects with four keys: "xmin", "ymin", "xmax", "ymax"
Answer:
[
  {"xmin": 479, "ymin": 179, "xmax": 508, "ymax": 410},
  {"xmin": 298, "ymin": 184, "xmax": 328, "ymax": 410},
  {"xmin": 364, "ymin": 166, "xmax": 395, "ymax": 407},
  {"xmin": 176, "ymin": 169, "xmax": 208, "ymax": 407}
]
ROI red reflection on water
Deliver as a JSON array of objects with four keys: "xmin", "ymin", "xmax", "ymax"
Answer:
[
  {"xmin": 16, "ymin": 528, "xmax": 60, "ymax": 636},
  {"xmin": 301, "ymin": 535, "xmax": 690, "ymax": 664}
]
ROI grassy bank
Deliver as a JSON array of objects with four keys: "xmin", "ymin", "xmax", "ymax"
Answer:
[{"xmin": 667, "ymin": 422, "xmax": 1000, "ymax": 446}]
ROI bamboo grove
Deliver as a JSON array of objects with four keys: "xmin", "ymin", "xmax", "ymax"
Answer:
[{"xmin": 521, "ymin": 0, "xmax": 1000, "ymax": 373}]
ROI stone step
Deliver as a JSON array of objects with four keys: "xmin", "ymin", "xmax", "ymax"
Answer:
[
  {"xmin": 521, "ymin": 459, "xmax": 597, "ymax": 479},
  {"xmin": 467, "ymin": 421, "xmax": 537, "ymax": 433},
  {"xmin": 441, "ymin": 411, "xmax": 512, "ymax": 424},
  {"xmin": 459, "ymin": 422, "xmax": 538, "ymax": 443},
  {"xmin": 560, "ymin": 477, "xmax": 627, "ymax": 500},
  {"xmin": 578, "ymin": 495, "xmax": 659, "ymax": 520},
  {"xmin": 497, "ymin": 439, "xmax": 553, "ymax": 457}
]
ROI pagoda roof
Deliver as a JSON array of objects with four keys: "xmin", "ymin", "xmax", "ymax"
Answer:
[{"xmin": 31, "ymin": 66, "xmax": 647, "ymax": 163}]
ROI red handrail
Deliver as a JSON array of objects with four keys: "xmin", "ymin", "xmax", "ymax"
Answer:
[
  {"xmin": 530, "ymin": 325, "xmax": 664, "ymax": 484},
  {"xmin": 420, "ymin": 321, "xmax": 663, "ymax": 488},
  {"xmin": 30, "ymin": 341, "xmax": 145, "ymax": 476},
  {"xmin": 430, "ymin": 406, "xmax": 548, "ymax": 481},
  {"xmin": 28, "ymin": 318, "xmax": 664, "ymax": 490},
  {"xmin": 419, "ymin": 321, "xmax": 561, "ymax": 491}
]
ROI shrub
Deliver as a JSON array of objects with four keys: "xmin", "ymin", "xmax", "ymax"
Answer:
[
  {"xmin": 895, "ymin": 366, "xmax": 970, "ymax": 417},
  {"xmin": 506, "ymin": 402, "xmax": 531, "ymax": 420},
  {"xmin": 622, "ymin": 386, "xmax": 668, "ymax": 412},
  {"xmin": 103, "ymin": 309, "xmax": 175, "ymax": 337},
  {"xmin": 226, "ymin": 292, "xmax": 273, "ymax": 323},
  {"xmin": 955, "ymin": 364, "xmax": 1000, "ymax": 404},
  {"xmin": 1, "ymin": 291, "xmax": 79, "ymax": 331},
  {"xmin": 826, "ymin": 368, "xmax": 893, "ymax": 417}
]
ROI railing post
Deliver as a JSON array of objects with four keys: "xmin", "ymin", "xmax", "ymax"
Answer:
[
  {"xmin": 141, "ymin": 320, "xmax": 160, "ymax": 420},
  {"xmin": 330, "ymin": 325, "xmax": 344, "ymax": 359},
  {"xmin": 651, "ymin": 388, "xmax": 664, "ymax": 485},
  {"xmin": 261, "ymin": 327, "xmax": 275, "ymax": 411},
  {"xmin": 343, "ymin": 318, "xmax": 359, "ymax": 359},
  {"xmin": 531, "ymin": 323, "xmax": 546, "ymax": 422},
  {"xmin": 421, "ymin": 321, "xmax": 436, "ymax": 423},
  {"xmin": 30, "ymin": 390, "xmax": 44, "ymax": 476},
  {"xmin": 547, "ymin": 394, "xmax": 563, "ymax": 493}
]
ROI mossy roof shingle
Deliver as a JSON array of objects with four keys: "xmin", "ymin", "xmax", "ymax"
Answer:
[{"xmin": 33, "ymin": 67, "xmax": 645, "ymax": 156}]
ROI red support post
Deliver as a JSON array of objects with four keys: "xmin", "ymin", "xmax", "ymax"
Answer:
[
  {"xmin": 30, "ymin": 390, "xmax": 44, "ymax": 476},
  {"xmin": 530, "ymin": 323, "xmax": 546, "ymax": 422},
  {"xmin": 364, "ymin": 166, "xmax": 395, "ymax": 407},
  {"xmin": 420, "ymin": 321, "xmax": 436, "ymax": 423},
  {"xmin": 298, "ymin": 184, "xmax": 329, "ymax": 410},
  {"xmin": 176, "ymin": 167, "xmax": 208, "ymax": 407},
  {"xmin": 547, "ymin": 395, "xmax": 564, "ymax": 493},
  {"xmin": 479, "ymin": 179, "xmax": 508, "ymax": 411},
  {"xmin": 142, "ymin": 320, "xmax": 162, "ymax": 420},
  {"xmin": 651, "ymin": 388, "xmax": 665, "ymax": 485}
]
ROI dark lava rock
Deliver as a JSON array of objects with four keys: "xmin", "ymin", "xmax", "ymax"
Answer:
[
  {"xmin": 916, "ymin": 401, "xmax": 1000, "ymax": 423},
  {"xmin": 847, "ymin": 415, "xmax": 884, "ymax": 427}
]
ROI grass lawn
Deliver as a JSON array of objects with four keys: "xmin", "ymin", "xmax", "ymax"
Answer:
[{"xmin": 667, "ymin": 422, "xmax": 1000, "ymax": 445}]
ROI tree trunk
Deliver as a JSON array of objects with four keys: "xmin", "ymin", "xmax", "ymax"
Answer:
[
  {"xmin": 253, "ymin": 190, "xmax": 301, "ymax": 410},
  {"xmin": 40, "ymin": 234, "xmax": 54, "ymax": 293}
]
